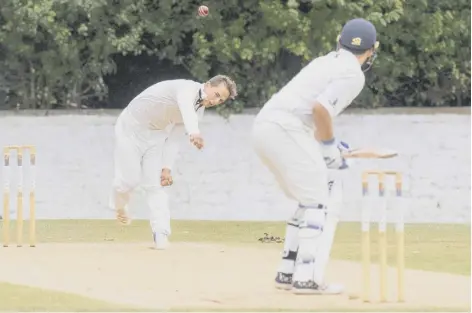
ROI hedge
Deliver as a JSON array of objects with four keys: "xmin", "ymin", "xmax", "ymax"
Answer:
[{"xmin": 0, "ymin": 0, "xmax": 469, "ymax": 112}]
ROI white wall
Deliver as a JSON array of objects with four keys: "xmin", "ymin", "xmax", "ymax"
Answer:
[{"xmin": 0, "ymin": 109, "xmax": 470, "ymax": 223}]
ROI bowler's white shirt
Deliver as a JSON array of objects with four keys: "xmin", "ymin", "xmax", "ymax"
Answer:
[
  {"xmin": 125, "ymin": 79, "xmax": 206, "ymax": 169},
  {"xmin": 126, "ymin": 79, "xmax": 205, "ymax": 134},
  {"xmin": 257, "ymin": 49, "xmax": 365, "ymax": 129}
]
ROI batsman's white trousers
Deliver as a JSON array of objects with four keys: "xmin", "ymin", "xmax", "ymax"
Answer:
[
  {"xmin": 111, "ymin": 108, "xmax": 171, "ymax": 235},
  {"xmin": 251, "ymin": 115, "xmax": 329, "ymax": 206}
]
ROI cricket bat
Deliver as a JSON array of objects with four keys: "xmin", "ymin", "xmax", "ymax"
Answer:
[{"xmin": 342, "ymin": 148, "xmax": 398, "ymax": 159}]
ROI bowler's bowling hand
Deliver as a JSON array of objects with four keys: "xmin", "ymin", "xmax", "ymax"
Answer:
[
  {"xmin": 161, "ymin": 168, "xmax": 173, "ymax": 186},
  {"xmin": 190, "ymin": 133, "xmax": 204, "ymax": 150}
]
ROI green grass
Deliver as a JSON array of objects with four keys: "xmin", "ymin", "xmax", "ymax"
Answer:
[
  {"xmin": 0, "ymin": 282, "xmax": 146, "ymax": 312},
  {"xmin": 2, "ymin": 219, "xmax": 469, "ymax": 275},
  {"xmin": 0, "ymin": 219, "xmax": 470, "ymax": 312}
]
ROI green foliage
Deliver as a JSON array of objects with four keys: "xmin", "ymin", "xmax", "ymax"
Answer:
[
  {"xmin": 359, "ymin": 0, "xmax": 471, "ymax": 107},
  {"xmin": 0, "ymin": 0, "xmax": 469, "ymax": 110}
]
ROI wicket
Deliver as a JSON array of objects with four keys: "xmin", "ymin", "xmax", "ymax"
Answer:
[
  {"xmin": 2, "ymin": 145, "xmax": 36, "ymax": 247},
  {"xmin": 361, "ymin": 170, "xmax": 404, "ymax": 303}
]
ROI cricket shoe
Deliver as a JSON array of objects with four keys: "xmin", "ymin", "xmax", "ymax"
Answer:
[
  {"xmin": 275, "ymin": 272, "xmax": 293, "ymax": 290},
  {"xmin": 153, "ymin": 232, "xmax": 169, "ymax": 250},
  {"xmin": 109, "ymin": 197, "xmax": 131, "ymax": 225},
  {"xmin": 116, "ymin": 207, "xmax": 131, "ymax": 225},
  {"xmin": 292, "ymin": 280, "xmax": 344, "ymax": 295}
]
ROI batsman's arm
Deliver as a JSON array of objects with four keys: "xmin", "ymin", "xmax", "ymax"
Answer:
[
  {"xmin": 162, "ymin": 124, "xmax": 186, "ymax": 170},
  {"xmin": 313, "ymin": 72, "xmax": 365, "ymax": 142},
  {"xmin": 313, "ymin": 103, "xmax": 334, "ymax": 142}
]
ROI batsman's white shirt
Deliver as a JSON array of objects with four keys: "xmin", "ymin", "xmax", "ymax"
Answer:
[
  {"xmin": 256, "ymin": 49, "xmax": 365, "ymax": 129},
  {"xmin": 253, "ymin": 49, "xmax": 365, "ymax": 205},
  {"xmin": 112, "ymin": 79, "xmax": 205, "ymax": 236}
]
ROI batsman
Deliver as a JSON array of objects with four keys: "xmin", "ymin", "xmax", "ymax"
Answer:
[
  {"xmin": 110, "ymin": 75, "xmax": 237, "ymax": 249},
  {"xmin": 251, "ymin": 18, "xmax": 379, "ymax": 294}
]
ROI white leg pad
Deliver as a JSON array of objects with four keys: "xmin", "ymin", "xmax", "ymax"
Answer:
[
  {"xmin": 313, "ymin": 176, "xmax": 343, "ymax": 284},
  {"xmin": 278, "ymin": 207, "xmax": 306, "ymax": 274},
  {"xmin": 293, "ymin": 204, "xmax": 327, "ymax": 283}
]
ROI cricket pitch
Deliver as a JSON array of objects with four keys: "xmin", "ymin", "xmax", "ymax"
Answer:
[{"xmin": 0, "ymin": 241, "xmax": 469, "ymax": 311}]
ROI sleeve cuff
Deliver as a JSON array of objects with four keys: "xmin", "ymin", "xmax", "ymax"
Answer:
[{"xmin": 315, "ymin": 96, "xmax": 336, "ymax": 117}]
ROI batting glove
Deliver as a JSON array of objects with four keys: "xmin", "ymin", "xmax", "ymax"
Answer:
[{"xmin": 319, "ymin": 138, "xmax": 348, "ymax": 170}]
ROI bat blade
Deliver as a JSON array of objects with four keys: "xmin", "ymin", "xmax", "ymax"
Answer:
[{"xmin": 342, "ymin": 148, "xmax": 398, "ymax": 159}]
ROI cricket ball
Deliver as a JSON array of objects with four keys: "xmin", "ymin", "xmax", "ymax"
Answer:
[{"xmin": 198, "ymin": 5, "xmax": 209, "ymax": 17}]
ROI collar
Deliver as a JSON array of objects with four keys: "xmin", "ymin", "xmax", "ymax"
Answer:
[
  {"xmin": 337, "ymin": 48, "xmax": 362, "ymax": 68},
  {"xmin": 200, "ymin": 84, "xmax": 207, "ymax": 99},
  {"xmin": 195, "ymin": 84, "xmax": 206, "ymax": 111}
]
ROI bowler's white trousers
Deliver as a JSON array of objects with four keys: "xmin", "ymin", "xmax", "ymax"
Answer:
[{"xmin": 110, "ymin": 108, "xmax": 171, "ymax": 235}]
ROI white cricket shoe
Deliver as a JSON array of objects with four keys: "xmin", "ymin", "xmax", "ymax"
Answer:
[
  {"xmin": 292, "ymin": 280, "xmax": 345, "ymax": 295},
  {"xmin": 109, "ymin": 196, "xmax": 131, "ymax": 225},
  {"xmin": 275, "ymin": 272, "xmax": 293, "ymax": 290},
  {"xmin": 153, "ymin": 233, "xmax": 169, "ymax": 250},
  {"xmin": 116, "ymin": 206, "xmax": 131, "ymax": 225}
]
